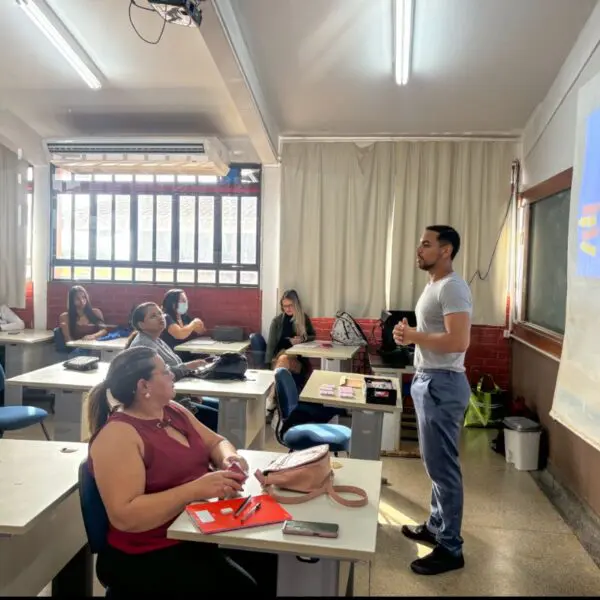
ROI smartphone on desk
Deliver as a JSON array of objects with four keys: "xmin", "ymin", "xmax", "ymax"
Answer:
[{"xmin": 282, "ymin": 520, "xmax": 339, "ymax": 539}]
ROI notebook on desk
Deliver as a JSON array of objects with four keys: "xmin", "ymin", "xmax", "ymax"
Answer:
[{"xmin": 186, "ymin": 494, "xmax": 291, "ymax": 535}]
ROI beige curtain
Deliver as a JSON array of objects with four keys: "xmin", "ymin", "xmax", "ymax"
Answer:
[
  {"xmin": 280, "ymin": 140, "xmax": 517, "ymax": 324},
  {"xmin": 280, "ymin": 142, "xmax": 394, "ymax": 317},
  {"xmin": 389, "ymin": 140, "xmax": 517, "ymax": 325},
  {"xmin": 0, "ymin": 144, "xmax": 28, "ymax": 307}
]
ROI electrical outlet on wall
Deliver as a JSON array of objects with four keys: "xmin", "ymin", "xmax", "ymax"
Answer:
[{"xmin": 503, "ymin": 329, "xmax": 510, "ymax": 339}]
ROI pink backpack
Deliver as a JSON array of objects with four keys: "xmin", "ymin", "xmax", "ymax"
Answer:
[{"xmin": 254, "ymin": 444, "xmax": 368, "ymax": 507}]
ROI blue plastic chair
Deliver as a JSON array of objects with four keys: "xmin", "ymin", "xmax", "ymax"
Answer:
[
  {"xmin": 274, "ymin": 368, "xmax": 350, "ymax": 453},
  {"xmin": 249, "ymin": 332, "xmax": 267, "ymax": 368},
  {"xmin": 78, "ymin": 460, "xmax": 110, "ymax": 591},
  {"xmin": 0, "ymin": 405, "xmax": 50, "ymax": 439}
]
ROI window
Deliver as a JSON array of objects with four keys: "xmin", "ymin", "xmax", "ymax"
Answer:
[
  {"xmin": 514, "ymin": 168, "xmax": 572, "ymax": 358},
  {"xmin": 50, "ymin": 166, "xmax": 261, "ymax": 286}
]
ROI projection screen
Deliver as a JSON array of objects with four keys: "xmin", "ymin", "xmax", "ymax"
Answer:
[{"xmin": 551, "ymin": 70, "xmax": 600, "ymax": 451}]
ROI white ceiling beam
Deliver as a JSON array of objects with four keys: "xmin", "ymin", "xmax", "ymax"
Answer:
[
  {"xmin": 0, "ymin": 110, "xmax": 47, "ymax": 165},
  {"xmin": 200, "ymin": 0, "xmax": 279, "ymax": 165}
]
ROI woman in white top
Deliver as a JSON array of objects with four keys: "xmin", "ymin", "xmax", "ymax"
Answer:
[{"xmin": 0, "ymin": 305, "xmax": 25, "ymax": 332}]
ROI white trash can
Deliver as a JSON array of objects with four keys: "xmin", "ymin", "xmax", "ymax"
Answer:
[{"xmin": 503, "ymin": 416, "xmax": 542, "ymax": 471}]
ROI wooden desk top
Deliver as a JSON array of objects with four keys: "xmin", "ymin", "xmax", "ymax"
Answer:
[
  {"xmin": 286, "ymin": 342, "xmax": 361, "ymax": 361},
  {"xmin": 67, "ymin": 338, "xmax": 128, "ymax": 351},
  {"xmin": 7, "ymin": 362, "xmax": 273, "ymax": 400},
  {"xmin": 0, "ymin": 440, "xmax": 87, "ymax": 535},
  {"xmin": 300, "ymin": 370, "xmax": 400, "ymax": 413},
  {"xmin": 168, "ymin": 450, "xmax": 382, "ymax": 562},
  {"xmin": 175, "ymin": 339, "xmax": 251, "ymax": 355},
  {"xmin": 0, "ymin": 330, "xmax": 54, "ymax": 345}
]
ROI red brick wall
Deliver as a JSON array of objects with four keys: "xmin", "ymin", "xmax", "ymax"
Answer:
[
  {"xmin": 46, "ymin": 282, "xmax": 262, "ymax": 336},
  {"xmin": 311, "ymin": 317, "xmax": 510, "ymax": 390},
  {"xmin": 10, "ymin": 281, "xmax": 34, "ymax": 328}
]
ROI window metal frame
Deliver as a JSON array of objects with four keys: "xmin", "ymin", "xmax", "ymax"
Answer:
[
  {"xmin": 513, "ymin": 167, "xmax": 572, "ymax": 359},
  {"xmin": 49, "ymin": 164, "xmax": 261, "ymax": 288}
]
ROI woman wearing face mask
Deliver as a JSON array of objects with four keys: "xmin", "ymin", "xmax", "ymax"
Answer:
[
  {"xmin": 161, "ymin": 290, "xmax": 206, "ymax": 358},
  {"xmin": 126, "ymin": 302, "xmax": 219, "ymax": 432}
]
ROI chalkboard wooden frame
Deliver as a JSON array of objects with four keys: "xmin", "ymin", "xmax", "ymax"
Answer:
[{"xmin": 515, "ymin": 167, "xmax": 573, "ymax": 359}]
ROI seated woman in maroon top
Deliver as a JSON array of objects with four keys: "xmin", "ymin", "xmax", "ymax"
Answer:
[{"xmin": 87, "ymin": 346, "xmax": 276, "ymax": 596}]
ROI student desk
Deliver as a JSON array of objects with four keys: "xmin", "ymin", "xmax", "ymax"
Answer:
[
  {"xmin": 300, "ymin": 370, "xmax": 401, "ymax": 461},
  {"xmin": 369, "ymin": 356, "xmax": 416, "ymax": 453},
  {"xmin": 176, "ymin": 370, "xmax": 273, "ymax": 450},
  {"xmin": 175, "ymin": 338, "xmax": 251, "ymax": 355},
  {"xmin": 0, "ymin": 330, "xmax": 55, "ymax": 406},
  {"xmin": 168, "ymin": 450, "xmax": 382, "ymax": 597},
  {"xmin": 286, "ymin": 342, "xmax": 362, "ymax": 372},
  {"xmin": 6, "ymin": 363, "xmax": 273, "ymax": 449},
  {"xmin": 0, "ymin": 439, "xmax": 91, "ymax": 596},
  {"xmin": 66, "ymin": 337, "xmax": 128, "ymax": 362}
]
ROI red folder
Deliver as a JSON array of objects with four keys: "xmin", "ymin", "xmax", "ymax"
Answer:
[{"xmin": 186, "ymin": 494, "xmax": 292, "ymax": 535}]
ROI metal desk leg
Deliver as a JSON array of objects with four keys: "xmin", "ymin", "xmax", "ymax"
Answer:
[
  {"xmin": 350, "ymin": 410, "xmax": 384, "ymax": 460},
  {"xmin": 100, "ymin": 349, "xmax": 118, "ymax": 362},
  {"xmin": 4, "ymin": 344, "xmax": 25, "ymax": 405},
  {"xmin": 4, "ymin": 342, "xmax": 55, "ymax": 406},
  {"xmin": 51, "ymin": 544, "xmax": 93, "ymax": 597},
  {"xmin": 218, "ymin": 398, "xmax": 248, "ymax": 450},
  {"xmin": 277, "ymin": 554, "xmax": 342, "ymax": 597},
  {"xmin": 322, "ymin": 358, "xmax": 352, "ymax": 372},
  {"xmin": 53, "ymin": 391, "xmax": 85, "ymax": 442}
]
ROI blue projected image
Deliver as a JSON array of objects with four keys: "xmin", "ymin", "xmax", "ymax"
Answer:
[{"xmin": 577, "ymin": 108, "xmax": 600, "ymax": 278}]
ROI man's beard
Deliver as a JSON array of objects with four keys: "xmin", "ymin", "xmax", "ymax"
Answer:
[{"xmin": 417, "ymin": 259, "xmax": 435, "ymax": 271}]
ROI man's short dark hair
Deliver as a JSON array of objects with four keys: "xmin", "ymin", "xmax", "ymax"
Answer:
[{"xmin": 426, "ymin": 225, "xmax": 461, "ymax": 260}]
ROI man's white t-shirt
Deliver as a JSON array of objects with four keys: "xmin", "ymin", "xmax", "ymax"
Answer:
[{"xmin": 413, "ymin": 272, "xmax": 472, "ymax": 373}]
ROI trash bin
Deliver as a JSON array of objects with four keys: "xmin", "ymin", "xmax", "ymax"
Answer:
[{"xmin": 503, "ymin": 416, "xmax": 542, "ymax": 471}]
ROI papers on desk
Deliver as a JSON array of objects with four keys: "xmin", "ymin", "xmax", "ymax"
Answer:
[
  {"xmin": 190, "ymin": 339, "xmax": 216, "ymax": 345},
  {"xmin": 186, "ymin": 494, "xmax": 291, "ymax": 534}
]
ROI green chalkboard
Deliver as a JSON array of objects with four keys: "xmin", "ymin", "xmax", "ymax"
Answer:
[{"xmin": 525, "ymin": 189, "xmax": 570, "ymax": 334}]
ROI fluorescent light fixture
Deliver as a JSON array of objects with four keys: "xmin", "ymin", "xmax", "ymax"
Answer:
[
  {"xmin": 394, "ymin": 0, "xmax": 414, "ymax": 86},
  {"xmin": 16, "ymin": 0, "xmax": 102, "ymax": 90}
]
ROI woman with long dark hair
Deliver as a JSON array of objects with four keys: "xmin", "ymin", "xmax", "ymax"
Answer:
[
  {"xmin": 58, "ymin": 285, "xmax": 107, "ymax": 342},
  {"xmin": 86, "ymin": 347, "xmax": 276, "ymax": 596},
  {"xmin": 160, "ymin": 289, "xmax": 205, "ymax": 351},
  {"xmin": 125, "ymin": 302, "xmax": 219, "ymax": 431}
]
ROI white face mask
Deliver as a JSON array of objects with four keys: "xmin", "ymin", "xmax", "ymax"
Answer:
[{"xmin": 178, "ymin": 301, "xmax": 188, "ymax": 315}]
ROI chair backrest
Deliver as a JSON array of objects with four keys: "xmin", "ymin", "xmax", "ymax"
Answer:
[
  {"xmin": 53, "ymin": 327, "xmax": 69, "ymax": 353},
  {"xmin": 78, "ymin": 458, "xmax": 109, "ymax": 554},
  {"xmin": 249, "ymin": 333, "xmax": 267, "ymax": 368},
  {"xmin": 274, "ymin": 367, "xmax": 300, "ymax": 421}
]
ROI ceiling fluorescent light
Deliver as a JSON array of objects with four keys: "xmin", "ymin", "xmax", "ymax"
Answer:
[
  {"xmin": 394, "ymin": 0, "xmax": 414, "ymax": 86},
  {"xmin": 16, "ymin": 0, "xmax": 102, "ymax": 90}
]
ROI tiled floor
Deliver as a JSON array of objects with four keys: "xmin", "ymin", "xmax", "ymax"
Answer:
[{"xmin": 9, "ymin": 413, "xmax": 599, "ymax": 597}]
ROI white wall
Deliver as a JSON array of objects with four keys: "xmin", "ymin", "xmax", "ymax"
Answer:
[
  {"xmin": 32, "ymin": 166, "xmax": 50, "ymax": 330},
  {"xmin": 522, "ymin": 1, "xmax": 600, "ymax": 187},
  {"xmin": 260, "ymin": 164, "xmax": 281, "ymax": 336}
]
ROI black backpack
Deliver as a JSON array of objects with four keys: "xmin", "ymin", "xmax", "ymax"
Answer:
[{"xmin": 193, "ymin": 352, "xmax": 248, "ymax": 380}]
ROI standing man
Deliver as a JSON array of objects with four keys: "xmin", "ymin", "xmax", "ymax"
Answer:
[{"xmin": 393, "ymin": 225, "xmax": 472, "ymax": 576}]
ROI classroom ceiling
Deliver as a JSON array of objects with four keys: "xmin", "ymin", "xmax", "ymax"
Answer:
[
  {"xmin": 231, "ymin": 0, "xmax": 598, "ymax": 137},
  {"xmin": 0, "ymin": 0, "xmax": 257, "ymax": 160},
  {"xmin": 0, "ymin": 0, "xmax": 596, "ymax": 161}
]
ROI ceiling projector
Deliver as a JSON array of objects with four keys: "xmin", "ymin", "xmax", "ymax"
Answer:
[{"xmin": 147, "ymin": 0, "xmax": 204, "ymax": 27}]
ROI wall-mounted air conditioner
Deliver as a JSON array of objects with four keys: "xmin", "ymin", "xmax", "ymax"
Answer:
[{"xmin": 43, "ymin": 136, "xmax": 230, "ymax": 176}]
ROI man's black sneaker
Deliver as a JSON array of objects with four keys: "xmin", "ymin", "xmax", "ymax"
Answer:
[
  {"xmin": 410, "ymin": 545, "xmax": 465, "ymax": 576},
  {"xmin": 401, "ymin": 523, "xmax": 437, "ymax": 546}
]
